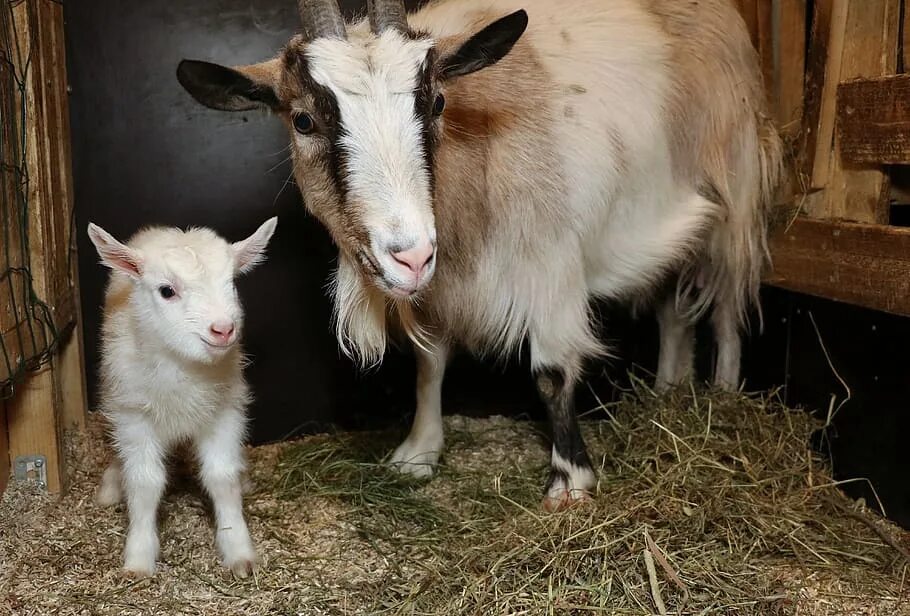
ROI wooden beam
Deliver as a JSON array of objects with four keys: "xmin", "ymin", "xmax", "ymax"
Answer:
[
  {"xmin": 837, "ymin": 74, "xmax": 910, "ymax": 164},
  {"xmin": 766, "ymin": 217, "xmax": 910, "ymax": 316}
]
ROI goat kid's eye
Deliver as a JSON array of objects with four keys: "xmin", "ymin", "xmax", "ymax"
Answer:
[
  {"xmin": 432, "ymin": 93, "xmax": 445, "ymax": 116},
  {"xmin": 293, "ymin": 113, "xmax": 315, "ymax": 135},
  {"xmin": 158, "ymin": 285, "xmax": 177, "ymax": 300}
]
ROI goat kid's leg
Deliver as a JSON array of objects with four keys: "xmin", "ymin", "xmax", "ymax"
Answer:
[
  {"xmin": 195, "ymin": 408, "xmax": 257, "ymax": 578},
  {"xmin": 96, "ymin": 460, "xmax": 123, "ymax": 506},
  {"xmin": 390, "ymin": 341, "xmax": 448, "ymax": 478},
  {"xmin": 655, "ymin": 296, "xmax": 695, "ymax": 392},
  {"xmin": 535, "ymin": 365, "xmax": 596, "ymax": 512},
  {"xmin": 711, "ymin": 299, "xmax": 742, "ymax": 391},
  {"xmin": 116, "ymin": 419, "xmax": 167, "ymax": 576}
]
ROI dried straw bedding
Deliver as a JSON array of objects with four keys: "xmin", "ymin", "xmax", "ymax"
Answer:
[{"xmin": 1, "ymin": 388, "xmax": 908, "ymax": 615}]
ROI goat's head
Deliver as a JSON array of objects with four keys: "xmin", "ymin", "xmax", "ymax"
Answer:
[
  {"xmin": 88, "ymin": 218, "xmax": 277, "ymax": 364},
  {"xmin": 177, "ymin": 0, "xmax": 527, "ymax": 299}
]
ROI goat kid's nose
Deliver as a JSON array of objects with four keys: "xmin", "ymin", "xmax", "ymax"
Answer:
[
  {"xmin": 209, "ymin": 320, "xmax": 235, "ymax": 345},
  {"xmin": 390, "ymin": 241, "xmax": 435, "ymax": 277}
]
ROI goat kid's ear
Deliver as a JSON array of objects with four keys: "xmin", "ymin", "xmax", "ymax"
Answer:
[
  {"xmin": 87, "ymin": 223, "xmax": 143, "ymax": 279},
  {"xmin": 176, "ymin": 58, "xmax": 282, "ymax": 112},
  {"xmin": 232, "ymin": 217, "xmax": 278, "ymax": 274},
  {"xmin": 439, "ymin": 9, "xmax": 528, "ymax": 80}
]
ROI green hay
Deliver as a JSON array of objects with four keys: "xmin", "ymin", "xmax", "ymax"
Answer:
[
  {"xmin": 272, "ymin": 384, "xmax": 907, "ymax": 615},
  {"xmin": 2, "ymin": 385, "xmax": 906, "ymax": 615}
]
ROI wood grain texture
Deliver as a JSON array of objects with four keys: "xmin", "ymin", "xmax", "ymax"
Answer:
[
  {"xmin": 806, "ymin": 0, "xmax": 900, "ymax": 223},
  {"xmin": 0, "ymin": 402, "xmax": 9, "ymax": 496},
  {"xmin": 6, "ymin": 367, "xmax": 64, "ymax": 493},
  {"xmin": 766, "ymin": 217, "xmax": 910, "ymax": 316},
  {"xmin": 1, "ymin": 0, "xmax": 84, "ymax": 494},
  {"xmin": 775, "ymin": 0, "xmax": 808, "ymax": 136},
  {"xmin": 837, "ymin": 74, "xmax": 910, "ymax": 164}
]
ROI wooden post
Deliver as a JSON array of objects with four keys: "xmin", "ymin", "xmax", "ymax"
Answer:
[{"xmin": 1, "ymin": 0, "xmax": 86, "ymax": 494}]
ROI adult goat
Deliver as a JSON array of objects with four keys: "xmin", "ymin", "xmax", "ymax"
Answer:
[{"xmin": 177, "ymin": 0, "xmax": 782, "ymax": 509}]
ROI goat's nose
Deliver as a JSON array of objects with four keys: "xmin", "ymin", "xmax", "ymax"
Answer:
[
  {"xmin": 390, "ymin": 241, "xmax": 435, "ymax": 277},
  {"xmin": 209, "ymin": 320, "xmax": 235, "ymax": 345}
]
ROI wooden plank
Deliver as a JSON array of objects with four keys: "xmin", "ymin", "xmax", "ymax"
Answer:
[
  {"xmin": 58, "ymin": 324, "xmax": 87, "ymax": 432},
  {"xmin": 808, "ymin": 0, "xmax": 849, "ymax": 192},
  {"xmin": 775, "ymin": 0, "xmax": 808, "ymax": 136},
  {"xmin": 6, "ymin": 366, "xmax": 64, "ymax": 493},
  {"xmin": 810, "ymin": 0, "xmax": 900, "ymax": 223},
  {"xmin": 766, "ymin": 217, "xmax": 910, "ymax": 316},
  {"xmin": 0, "ymin": 402, "xmax": 9, "ymax": 496},
  {"xmin": 837, "ymin": 74, "xmax": 910, "ymax": 164}
]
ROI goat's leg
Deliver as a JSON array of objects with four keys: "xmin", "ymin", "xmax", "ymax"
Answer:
[
  {"xmin": 96, "ymin": 459, "xmax": 123, "ymax": 506},
  {"xmin": 655, "ymin": 295, "xmax": 695, "ymax": 392},
  {"xmin": 535, "ymin": 363, "xmax": 596, "ymax": 511},
  {"xmin": 711, "ymin": 298, "xmax": 742, "ymax": 390},
  {"xmin": 195, "ymin": 408, "xmax": 256, "ymax": 578},
  {"xmin": 116, "ymin": 418, "xmax": 166, "ymax": 576},
  {"xmin": 390, "ymin": 341, "xmax": 448, "ymax": 478}
]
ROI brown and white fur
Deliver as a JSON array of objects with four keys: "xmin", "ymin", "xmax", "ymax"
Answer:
[
  {"xmin": 89, "ymin": 218, "xmax": 276, "ymax": 576},
  {"xmin": 176, "ymin": 0, "xmax": 782, "ymax": 510}
]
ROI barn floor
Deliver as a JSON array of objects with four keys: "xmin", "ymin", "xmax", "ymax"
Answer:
[{"xmin": 1, "ymin": 387, "xmax": 908, "ymax": 615}]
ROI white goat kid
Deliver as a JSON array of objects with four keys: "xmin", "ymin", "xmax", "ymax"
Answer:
[
  {"xmin": 89, "ymin": 217, "xmax": 277, "ymax": 577},
  {"xmin": 176, "ymin": 0, "xmax": 782, "ymax": 510}
]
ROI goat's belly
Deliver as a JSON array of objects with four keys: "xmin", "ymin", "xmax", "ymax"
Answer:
[{"xmin": 582, "ymin": 191, "xmax": 718, "ymax": 301}]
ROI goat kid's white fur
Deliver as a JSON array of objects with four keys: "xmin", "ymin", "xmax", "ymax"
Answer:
[{"xmin": 89, "ymin": 217, "xmax": 276, "ymax": 577}]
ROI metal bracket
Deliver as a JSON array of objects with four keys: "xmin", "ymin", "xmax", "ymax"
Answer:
[{"xmin": 14, "ymin": 455, "xmax": 48, "ymax": 490}]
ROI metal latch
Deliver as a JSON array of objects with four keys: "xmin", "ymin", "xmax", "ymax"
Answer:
[{"xmin": 14, "ymin": 455, "xmax": 48, "ymax": 490}]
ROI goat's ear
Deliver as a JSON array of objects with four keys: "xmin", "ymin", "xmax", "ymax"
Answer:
[
  {"xmin": 87, "ymin": 223, "xmax": 143, "ymax": 279},
  {"xmin": 232, "ymin": 217, "xmax": 277, "ymax": 274},
  {"xmin": 176, "ymin": 58, "xmax": 282, "ymax": 112},
  {"xmin": 439, "ymin": 10, "xmax": 528, "ymax": 80}
]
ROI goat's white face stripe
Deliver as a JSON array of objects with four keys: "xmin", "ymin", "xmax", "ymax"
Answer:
[{"xmin": 306, "ymin": 32, "xmax": 436, "ymax": 283}]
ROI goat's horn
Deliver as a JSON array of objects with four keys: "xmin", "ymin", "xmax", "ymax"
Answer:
[
  {"xmin": 298, "ymin": 0, "xmax": 347, "ymax": 40},
  {"xmin": 367, "ymin": 0, "xmax": 408, "ymax": 34}
]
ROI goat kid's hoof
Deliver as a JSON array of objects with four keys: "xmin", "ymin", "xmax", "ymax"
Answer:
[
  {"xmin": 224, "ymin": 557, "xmax": 257, "ymax": 579},
  {"xmin": 122, "ymin": 563, "xmax": 156, "ymax": 579},
  {"xmin": 542, "ymin": 489, "xmax": 593, "ymax": 513}
]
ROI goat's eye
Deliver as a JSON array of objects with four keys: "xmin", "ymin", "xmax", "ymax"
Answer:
[
  {"xmin": 293, "ymin": 113, "xmax": 315, "ymax": 135},
  {"xmin": 432, "ymin": 93, "xmax": 445, "ymax": 116},
  {"xmin": 158, "ymin": 285, "xmax": 176, "ymax": 300}
]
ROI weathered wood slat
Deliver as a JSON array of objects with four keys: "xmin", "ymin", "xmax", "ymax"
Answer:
[
  {"xmin": 837, "ymin": 74, "xmax": 910, "ymax": 164},
  {"xmin": 804, "ymin": 0, "xmax": 900, "ymax": 224},
  {"xmin": 766, "ymin": 217, "xmax": 910, "ymax": 316},
  {"xmin": 775, "ymin": 0, "xmax": 808, "ymax": 136}
]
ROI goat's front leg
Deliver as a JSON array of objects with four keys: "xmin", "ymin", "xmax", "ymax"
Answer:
[
  {"xmin": 115, "ymin": 417, "xmax": 166, "ymax": 576},
  {"xmin": 534, "ymin": 363, "xmax": 597, "ymax": 511},
  {"xmin": 390, "ymin": 340, "xmax": 448, "ymax": 478},
  {"xmin": 194, "ymin": 408, "xmax": 257, "ymax": 578}
]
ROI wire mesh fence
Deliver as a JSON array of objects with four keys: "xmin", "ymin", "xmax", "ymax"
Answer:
[{"xmin": 0, "ymin": 0, "xmax": 61, "ymax": 400}]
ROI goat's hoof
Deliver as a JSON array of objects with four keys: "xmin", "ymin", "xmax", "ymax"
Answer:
[
  {"xmin": 225, "ymin": 556, "xmax": 257, "ymax": 579},
  {"xmin": 389, "ymin": 438, "xmax": 441, "ymax": 479},
  {"xmin": 542, "ymin": 489, "xmax": 592, "ymax": 512},
  {"xmin": 122, "ymin": 562, "xmax": 156, "ymax": 578}
]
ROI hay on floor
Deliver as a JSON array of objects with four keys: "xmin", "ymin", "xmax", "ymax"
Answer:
[{"xmin": 1, "ymin": 386, "xmax": 908, "ymax": 615}]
